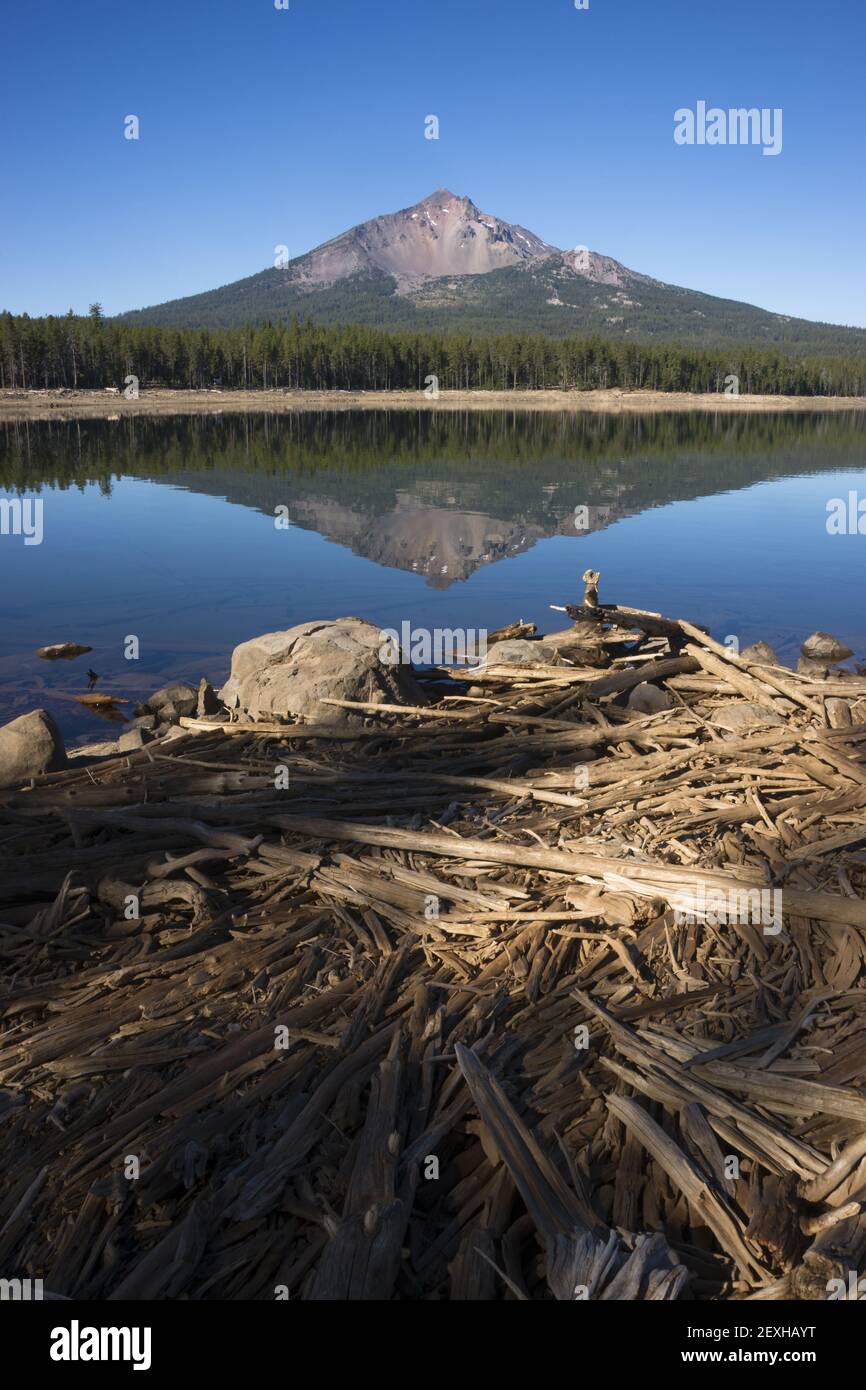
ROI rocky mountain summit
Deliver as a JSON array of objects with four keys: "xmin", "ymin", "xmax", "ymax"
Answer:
[{"xmin": 294, "ymin": 188, "xmax": 557, "ymax": 288}]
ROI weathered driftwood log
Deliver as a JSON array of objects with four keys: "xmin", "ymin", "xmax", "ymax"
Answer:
[
  {"xmin": 487, "ymin": 619, "xmax": 538, "ymax": 643},
  {"xmin": 269, "ymin": 815, "xmax": 866, "ymax": 929},
  {"xmin": 556, "ymin": 602, "xmax": 703, "ymax": 646}
]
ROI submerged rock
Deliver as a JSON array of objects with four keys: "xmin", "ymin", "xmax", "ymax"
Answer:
[
  {"xmin": 801, "ymin": 631, "xmax": 853, "ymax": 664},
  {"xmin": 36, "ymin": 642, "xmax": 92, "ymax": 661},
  {"xmin": 219, "ymin": 617, "xmax": 426, "ymax": 724},
  {"xmin": 0, "ymin": 709, "xmax": 67, "ymax": 786}
]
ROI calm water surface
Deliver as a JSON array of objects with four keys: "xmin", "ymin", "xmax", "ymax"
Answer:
[{"xmin": 1, "ymin": 408, "xmax": 864, "ymax": 743}]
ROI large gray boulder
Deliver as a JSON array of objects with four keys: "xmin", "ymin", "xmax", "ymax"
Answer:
[
  {"xmin": 219, "ymin": 617, "xmax": 426, "ymax": 724},
  {"xmin": 0, "ymin": 709, "xmax": 67, "ymax": 787}
]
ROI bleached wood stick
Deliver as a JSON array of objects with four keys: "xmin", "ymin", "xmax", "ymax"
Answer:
[{"xmin": 271, "ymin": 815, "xmax": 866, "ymax": 929}]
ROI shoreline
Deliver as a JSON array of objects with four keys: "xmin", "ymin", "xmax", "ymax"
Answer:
[{"xmin": 2, "ymin": 386, "xmax": 866, "ymax": 423}]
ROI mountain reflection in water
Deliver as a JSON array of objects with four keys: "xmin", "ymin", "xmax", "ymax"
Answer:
[{"xmin": 1, "ymin": 407, "xmax": 864, "ymax": 741}]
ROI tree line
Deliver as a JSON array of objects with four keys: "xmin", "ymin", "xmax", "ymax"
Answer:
[{"xmin": 2, "ymin": 308, "xmax": 866, "ymax": 396}]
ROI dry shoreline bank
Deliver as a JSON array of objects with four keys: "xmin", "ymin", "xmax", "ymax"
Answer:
[{"xmin": 2, "ymin": 386, "xmax": 866, "ymax": 423}]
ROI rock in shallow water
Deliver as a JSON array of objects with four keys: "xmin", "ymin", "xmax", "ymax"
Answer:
[
  {"xmin": 801, "ymin": 631, "xmax": 853, "ymax": 664},
  {"xmin": 219, "ymin": 617, "xmax": 426, "ymax": 724},
  {"xmin": 0, "ymin": 709, "xmax": 67, "ymax": 787},
  {"xmin": 35, "ymin": 642, "xmax": 92, "ymax": 661},
  {"xmin": 138, "ymin": 683, "xmax": 198, "ymax": 724}
]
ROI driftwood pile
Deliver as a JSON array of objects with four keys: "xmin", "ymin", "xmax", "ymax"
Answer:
[{"xmin": 3, "ymin": 586, "xmax": 866, "ymax": 1301}]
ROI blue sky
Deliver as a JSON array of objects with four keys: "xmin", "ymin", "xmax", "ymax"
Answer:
[{"xmin": 2, "ymin": 0, "xmax": 863, "ymax": 326}]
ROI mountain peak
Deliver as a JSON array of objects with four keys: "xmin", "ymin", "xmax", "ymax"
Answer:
[
  {"xmin": 408, "ymin": 188, "xmax": 486, "ymax": 221},
  {"xmin": 410, "ymin": 187, "xmax": 470, "ymax": 212},
  {"xmin": 293, "ymin": 189, "xmax": 556, "ymax": 286}
]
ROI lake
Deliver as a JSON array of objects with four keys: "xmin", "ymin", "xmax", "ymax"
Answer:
[{"xmin": 1, "ymin": 408, "xmax": 864, "ymax": 744}]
